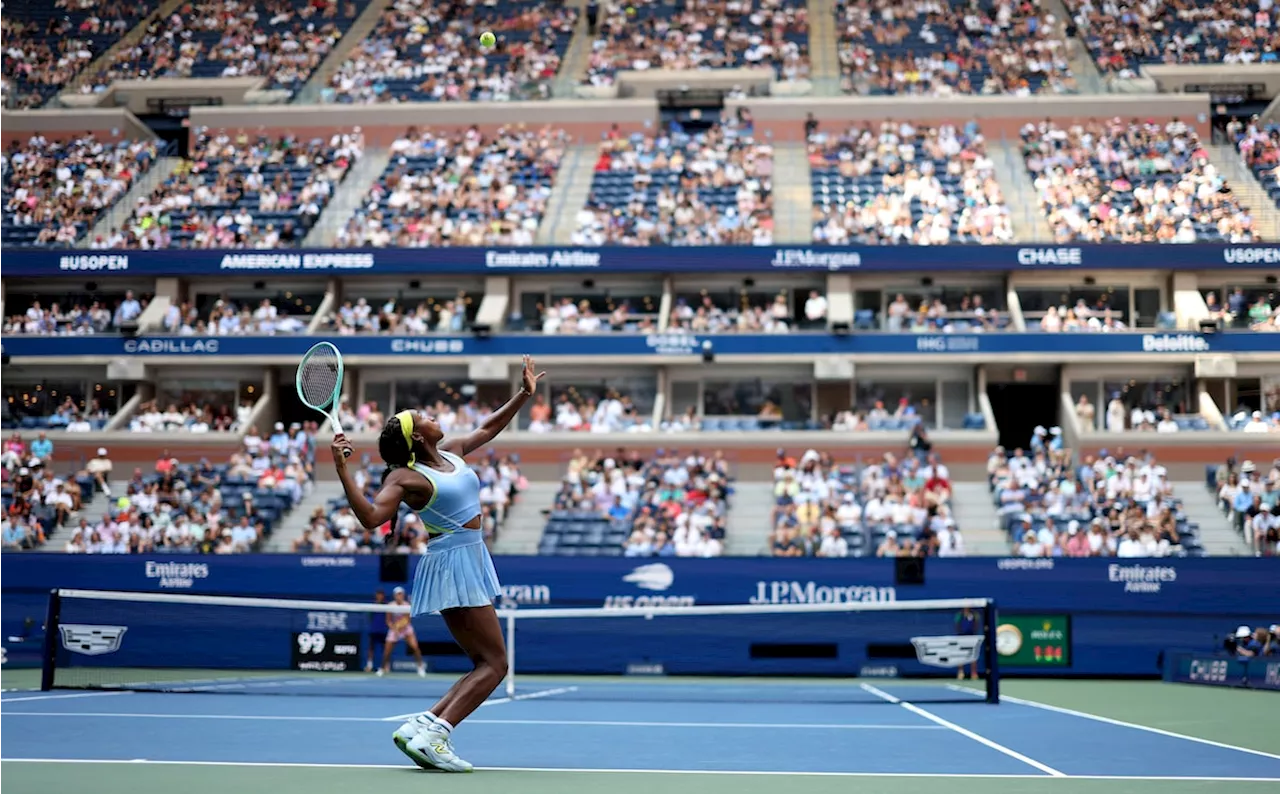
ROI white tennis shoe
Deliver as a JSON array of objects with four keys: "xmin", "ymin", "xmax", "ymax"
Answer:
[{"xmin": 404, "ymin": 727, "xmax": 474, "ymax": 773}]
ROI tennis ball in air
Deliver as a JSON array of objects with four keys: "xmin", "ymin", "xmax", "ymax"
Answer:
[{"xmin": 479, "ymin": 31, "xmax": 496, "ymax": 48}]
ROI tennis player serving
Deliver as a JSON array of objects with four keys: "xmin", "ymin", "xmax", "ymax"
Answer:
[{"xmin": 331, "ymin": 355, "xmax": 545, "ymax": 772}]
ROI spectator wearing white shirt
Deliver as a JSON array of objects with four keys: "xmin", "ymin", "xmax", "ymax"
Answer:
[
  {"xmin": 817, "ymin": 525, "xmax": 849, "ymax": 558},
  {"xmin": 804, "ymin": 290, "xmax": 828, "ymax": 326},
  {"xmin": 935, "ymin": 520, "xmax": 965, "ymax": 557}
]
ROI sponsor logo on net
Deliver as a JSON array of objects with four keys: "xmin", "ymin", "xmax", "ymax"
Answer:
[
  {"xmin": 59, "ymin": 624, "xmax": 128, "ymax": 656},
  {"xmin": 145, "ymin": 560, "xmax": 209, "ymax": 589},
  {"xmin": 605, "ymin": 563, "xmax": 696, "ymax": 608},
  {"xmin": 1108, "ymin": 563, "xmax": 1177, "ymax": 593},
  {"xmin": 749, "ymin": 581, "xmax": 897, "ymax": 604}
]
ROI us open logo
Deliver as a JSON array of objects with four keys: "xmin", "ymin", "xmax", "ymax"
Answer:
[{"xmin": 59, "ymin": 624, "xmax": 128, "ymax": 656}]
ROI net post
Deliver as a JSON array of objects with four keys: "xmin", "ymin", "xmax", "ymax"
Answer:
[
  {"xmin": 504, "ymin": 609, "xmax": 516, "ymax": 698},
  {"xmin": 40, "ymin": 589, "xmax": 62, "ymax": 691},
  {"xmin": 983, "ymin": 599, "xmax": 1000, "ymax": 704}
]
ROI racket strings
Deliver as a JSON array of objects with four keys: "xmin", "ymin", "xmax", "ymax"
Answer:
[{"xmin": 299, "ymin": 348, "xmax": 341, "ymax": 409}]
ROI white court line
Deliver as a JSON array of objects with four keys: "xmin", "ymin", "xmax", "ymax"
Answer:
[
  {"xmin": 383, "ymin": 686, "xmax": 577, "ymax": 721},
  {"xmin": 3, "ymin": 757, "xmax": 1279, "ymax": 782},
  {"xmin": 969, "ymin": 687, "xmax": 1280, "ymax": 763},
  {"xmin": 0, "ymin": 691, "xmax": 132, "ymax": 704},
  {"xmin": 1, "ymin": 711, "xmax": 946, "ymax": 730},
  {"xmin": 859, "ymin": 683, "xmax": 1066, "ymax": 778}
]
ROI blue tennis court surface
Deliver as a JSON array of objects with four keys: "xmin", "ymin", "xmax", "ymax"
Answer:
[{"xmin": 3, "ymin": 675, "xmax": 1279, "ymax": 790}]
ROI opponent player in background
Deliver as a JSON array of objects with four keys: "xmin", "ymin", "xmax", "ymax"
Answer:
[
  {"xmin": 331, "ymin": 355, "xmax": 545, "ymax": 772},
  {"xmin": 379, "ymin": 586, "xmax": 427, "ymax": 677}
]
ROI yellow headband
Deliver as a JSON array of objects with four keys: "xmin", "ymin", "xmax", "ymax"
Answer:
[{"xmin": 395, "ymin": 411, "xmax": 417, "ymax": 467}]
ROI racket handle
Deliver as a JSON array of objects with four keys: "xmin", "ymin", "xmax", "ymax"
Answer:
[{"xmin": 342, "ymin": 448, "xmax": 352, "ymax": 458}]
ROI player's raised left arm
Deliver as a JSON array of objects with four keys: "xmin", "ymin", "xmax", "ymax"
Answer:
[{"xmin": 442, "ymin": 355, "xmax": 546, "ymax": 457}]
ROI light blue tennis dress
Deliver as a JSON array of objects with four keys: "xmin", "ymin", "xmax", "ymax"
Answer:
[{"xmin": 406, "ymin": 451, "xmax": 502, "ymax": 616}]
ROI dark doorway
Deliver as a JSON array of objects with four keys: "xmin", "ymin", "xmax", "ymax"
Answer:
[{"xmin": 986, "ymin": 383, "xmax": 1059, "ymax": 450}]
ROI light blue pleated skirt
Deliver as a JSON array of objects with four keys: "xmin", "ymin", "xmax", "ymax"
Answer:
[{"xmin": 409, "ymin": 529, "xmax": 502, "ymax": 616}]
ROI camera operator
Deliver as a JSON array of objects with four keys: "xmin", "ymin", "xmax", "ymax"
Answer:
[{"xmin": 1235, "ymin": 626, "xmax": 1269, "ymax": 658}]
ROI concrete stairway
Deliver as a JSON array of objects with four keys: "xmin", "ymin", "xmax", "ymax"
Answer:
[
  {"xmin": 79, "ymin": 155, "xmax": 182, "ymax": 248},
  {"xmin": 806, "ymin": 0, "xmax": 842, "ymax": 96},
  {"xmin": 1043, "ymin": 0, "xmax": 1107, "ymax": 95},
  {"xmin": 993, "ymin": 140, "xmax": 1053, "ymax": 242},
  {"xmin": 262, "ymin": 482, "xmax": 342, "ymax": 552},
  {"xmin": 492, "ymin": 482, "xmax": 561, "ymax": 554},
  {"xmin": 550, "ymin": 0, "xmax": 594, "ymax": 97},
  {"xmin": 1207, "ymin": 144, "xmax": 1280, "ymax": 241},
  {"xmin": 295, "ymin": 0, "xmax": 393, "ymax": 105},
  {"xmin": 302, "ymin": 147, "xmax": 391, "ymax": 247},
  {"xmin": 57, "ymin": 0, "xmax": 186, "ymax": 102},
  {"xmin": 949, "ymin": 482, "xmax": 1010, "ymax": 556},
  {"xmin": 1173, "ymin": 481, "xmax": 1250, "ymax": 556},
  {"xmin": 725, "ymin": 481, "xmax": 777, "ymax": 555},
  {"xmin": 536, "ymin": 143, "xmax": 596, "ymax": 245},
  {"xmin": 771, "ymin": 142, "xmax": 814, "ymax": 243}
]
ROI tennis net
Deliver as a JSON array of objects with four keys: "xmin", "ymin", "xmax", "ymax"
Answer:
[{"xmin": 42, "ymin": 588, "xmax": 999, "ymax": 704}]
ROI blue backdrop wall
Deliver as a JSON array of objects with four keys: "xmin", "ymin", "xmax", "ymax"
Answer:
[{"xmin": 4, "ymin": 555, "xmax": 1276, "ymax": 677}]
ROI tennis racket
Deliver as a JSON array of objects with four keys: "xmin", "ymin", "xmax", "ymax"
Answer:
[{"xmin": 296, "ymin": 341, "xmax": 350, "ymax": 458}]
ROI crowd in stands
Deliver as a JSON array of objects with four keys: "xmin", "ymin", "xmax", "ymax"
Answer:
[
  {"xmin": 1020, "ymin": 118, "xmax": 1257, "ymax": 243},
  {"xmin": 326, "ymin": 294, "xmax": 473, "ymax": 334},
  {"xmin": 538, "ymin": 449, "xmax": 728, "ymax": 557},
  {"xmin": 3, "ymin": 134, "xmax": 160, "ymax": 248},
  {"xmin": 2, "ymin": 0, "xmax": 157, "ymax": 109},
  {"xmin": 3, "ymin": 396, "xmax": 113, "ymax": 433},
  {"xmin": 836, "ymin": 0, "xmax": 1075, "ymax": 96},
  {"xmin": 667, "ymin": 291, "xmax": 819, "ymax": 334},
  {"xmin": 101, "ymin": 128, "xmax": 361, "ymax": 250},
  {"xmin": 767, "ymin": 449, "xmax": 961, "ymax": 558},
  {"xmin": 337, "ymin": 125, "xmax": 566, "ymax": 248},
  {"xmin": 62, "ymin": 425, "xmax": 317, "ymax": 553},
  {"xmin": 877, "ymin": 293, "xmax": 1006, "ymax": 333},
  {"xmin": 991, "ymin": 442, "xmax": 1203, "ymax": 557},
  {"xmin": 301, "ymin": 450, "xmax": 523, "ymax": 552},
  {"xmin": 81, "ymin": 0, "xmax": 362, "ymax": 97},
  {"xmin": 534, "ymin": 295, "xmax": 660, "ymax": 334},
  {"xmin": 572, "ymin": 116, "xmax": 774, "ymax": 246},
  {"xmin": 124, "ymin": 399, "xmax": 250, "ymax": 433},
  {"xmin": 809, "ymin": 121, "xmax": 1013, "ymax": 245},
  {"xmin": 1214, "ymin": 457, "xmax": 1280, "ymax": 555},
  {"xmin": 1070, "ymin": 391, "xmax": 1208, "ymax": 435},
  {"xmin": 526, "ymin": 391, "xmax": 652, "ymax": 433},
  {"xmin": 1228, "ymin": 116, "xmax": 1280, "ymax": 237},
  {"xmin": 582, "ymin": 0, "xmax": 810, "ymax": 86},
  {"xmin": 2, "ymin": 433, "xmax": 80, "ymax": 549},
  {"xmin": 1204, "ymin": 286, "xmax": 1280, "ymax": 332},
  {"xmin": 160, "ymin": 296, "xmax": 310, "ymax": 335},
  {"xmin": 3, "ymin": 291, "xmax": 149, "ymax": 336},
  {"xmin": 1064, "ymin": 0, "xmax": 1276, "ymax": 79},
  {"xmin": 1036, "ymin": 300, "xmax": 1130, "ymax": 332},
  {"xmin": 326, "ymin": 0, "xmax": 576, "ymax": 103}
]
